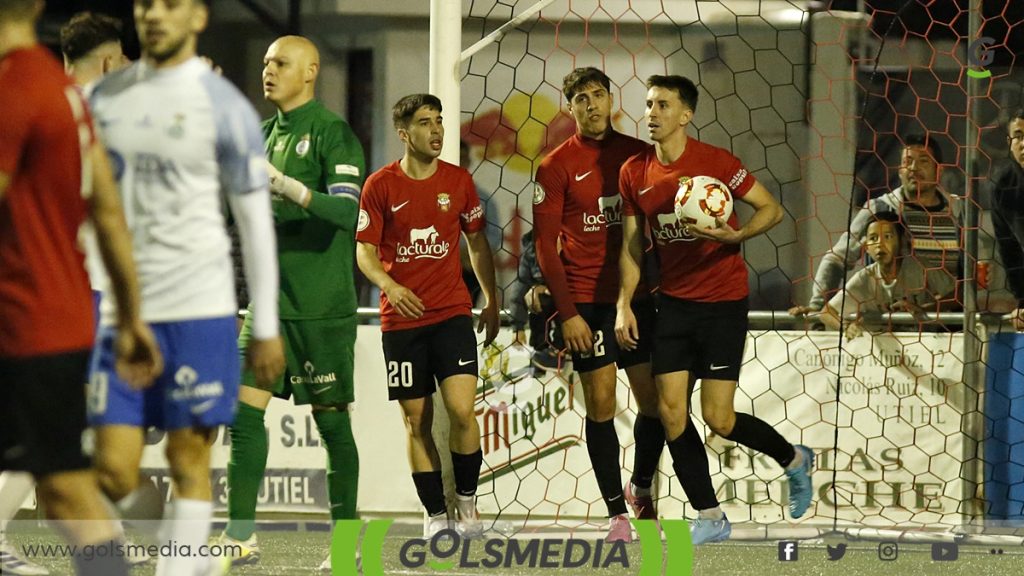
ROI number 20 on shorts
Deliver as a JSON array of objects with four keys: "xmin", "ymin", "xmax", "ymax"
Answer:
[{"xmin": 387, "ymin": 361, "xmax": 413, "ymax": 388}]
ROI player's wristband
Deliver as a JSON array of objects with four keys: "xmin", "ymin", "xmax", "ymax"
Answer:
[{"xmin": 279, "ymin": 175, "xmax": 311, "ymax": 207}]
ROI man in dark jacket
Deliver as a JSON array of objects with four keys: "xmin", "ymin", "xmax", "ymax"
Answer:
[{"xmin": 991, "ymin": 108, "xmax": 1024, "ymax": 330}]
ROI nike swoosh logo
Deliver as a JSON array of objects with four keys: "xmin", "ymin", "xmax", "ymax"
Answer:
[
  {"xmin": 313, "ymin": 385, "xmax": 332, "ymax": 395},
  {"xmin": 709, "ymin": 364, "xmax": 730, "ymax": 371},
  {"xmin": 575, "ymin": 171, "xmax": 592, "ymax": 181},
  {"xmin": 391, "ymin": 201, "xmax": 410, "ymax": 212},
  {"xmin": 639, "ymin": 186, "xmax": 654, "ymax": 195},
  {"xmin": 458, "ymin": 359, "xmax": 474, "ymax": 366}
]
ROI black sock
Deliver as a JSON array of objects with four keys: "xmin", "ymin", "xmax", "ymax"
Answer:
[
  {"xmin": 631, "ymin": 414, "xmax": 665, "ymax": 489},
  {"xmin": 73, "ymin": 539, "xmax": 129, "ymax": 576},
  {"xmin": 666, "ymin": 417, "xmax": 719, "ymax": 510},
  {"xmin": 724, "ymin": 413, "xmax": 796, "ymax": 467},
  {"xmin": 411, "ymin": 471, "xmax": 447, "ymax": 516},
  {"xmin": 451, "ymin": 449, "xmax": 483, "ymax": 497},
  {"xmin": 585, "ymin": 417, "xmax": 627, "ymax": 517}
]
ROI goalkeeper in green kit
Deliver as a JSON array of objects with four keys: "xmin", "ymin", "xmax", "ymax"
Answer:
[{"xmin": 217, "ymin": 36, "xmax": 364, "ymax": 571}]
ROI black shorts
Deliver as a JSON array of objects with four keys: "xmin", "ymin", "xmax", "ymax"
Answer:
[
  {"xmin": 651, "ymin": 296, "xmax": 747, "ymax": 381},
  {"xmin": 380, "ymin": 315, "xmax": 478, "ymax": 401},
  {"xmin": 0, "ymin": 350, "xmax": 92, "ymax": 477},
  {"xmin": 571, "ymin": 299, "xmax": 655, "ymax": 374}
]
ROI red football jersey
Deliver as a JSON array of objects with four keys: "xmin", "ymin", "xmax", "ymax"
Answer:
[
  {"xmin": 357, "ymin": 160, "xmax": 484, "ymax": 331},
  {"xmin": 620, "ymin": 139, "xmax": 755, "ymax": 302},
  {"xmin": 0, "ymin": 47, "xmax": 95, "ymax": 357},
  {"xmin": 533, "ymin": 131, "xmax": 648, "ymax": 315}
]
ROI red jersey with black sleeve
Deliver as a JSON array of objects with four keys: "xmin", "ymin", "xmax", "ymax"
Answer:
[
  {"xmin": 532, "ymin": 131, "xmax": 648, "ymax": 318},
  {"xmin": 0, "ymin": 46, "xmax": 95, "ymax": 357},
  {"xmin": 357, "ymin": 160, "xmax": 484, "ymax": 331},
  {"xmin": 619, "ymin": 139, "xmax": 756, "ymax": 302}
]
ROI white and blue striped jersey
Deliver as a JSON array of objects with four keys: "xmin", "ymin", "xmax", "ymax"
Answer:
[{"xmin": 91, "ymin": 57, "xmax": 269, "ymax": 325}]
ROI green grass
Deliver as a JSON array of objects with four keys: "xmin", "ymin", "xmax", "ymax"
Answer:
[{"xmin": 8, "ymin": 524, "xmax": 1023, "ymax": 575}]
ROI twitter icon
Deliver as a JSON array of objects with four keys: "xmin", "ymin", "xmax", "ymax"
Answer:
[{"xmin": 827, "ymin": 543, "xmax": 847, "ymax": 561}]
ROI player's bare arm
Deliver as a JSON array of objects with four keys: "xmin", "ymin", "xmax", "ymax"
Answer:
[
  {"xmin": 686, "ymin": 181, "xmax": 782, "ymax": 244},
  {"xmin": 0, "ymin": 171, "xmax": 9, "ymax": 202},
  {"xmin": 88, "ymin": 141, "xmax": 163, "ymax": 388},
  {"xmin": 355, "ymin": 241, "xmax": 425, "ymax": 318},
  {"xmin": 615, "ymin": 213, "xmax": 644, "ymax": 350},
  {"xmin": 463, "ymin": 229, "xmax": 499, "ymax": 346}
]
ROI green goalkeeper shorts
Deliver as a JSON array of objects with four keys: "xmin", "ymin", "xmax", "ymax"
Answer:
[{"xmin": 238, "ymin": 314, "xmax": 356, "ymax": 406}]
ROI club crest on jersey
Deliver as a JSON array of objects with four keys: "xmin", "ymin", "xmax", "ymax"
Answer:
[
  {"xmin": 357, "ymin": 209, "xmax": 370, "ymax": 232},
  {"xmin": 583, "ymin": 194, "xmax": 622, "ymax": 231},
  {"xmin": 396, "ymin": 225, "xmax": 450, "ymax": 262},
  {"xmin": 532, "ymin": 184, "xmax": 545, "ymax": 205},
  {"xmin": 653, "ymin": 212, "xmax": 697, "ymax": 244},
  {"xmin": 296, "ymin": 134, "xmax": 311, "ymax": 157},
  {"xmin": 437, "ymin": 193, "xmax": 451, "ymax": 212}
]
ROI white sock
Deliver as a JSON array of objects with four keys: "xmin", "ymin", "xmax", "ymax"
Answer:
[
  {"xmin": 698, "ymin": 506, "xmax": 724, "ymax": 520},
  {"xmin": 154, "ymin": 498, "xmax": 213, "ymax": 576},
  {"xmin": 0, "ymin": 472, "xmax": 35, "ymax": 534},
  {"xmin": 785, "ymin": 447, "xmax": 803, "ymax": 471}
]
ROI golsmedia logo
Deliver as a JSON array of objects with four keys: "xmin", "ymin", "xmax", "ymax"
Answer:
[
  {"xmin": 967, "ymin": 36, "xmax": 995, "ymax": 79},
  {"xmin": 330, "ymin": 519, "xmax": 692, "ymax": 575}
]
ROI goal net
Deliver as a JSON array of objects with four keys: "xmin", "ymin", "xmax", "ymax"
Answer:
[{"xmin": 458, "ymin": 0, "xmax": 1024, "ymax": 541}]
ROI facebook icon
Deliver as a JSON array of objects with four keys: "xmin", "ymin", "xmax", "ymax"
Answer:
[{"xmin": 778, "ymin": 541, "xmax": 799, "ymax": 561}]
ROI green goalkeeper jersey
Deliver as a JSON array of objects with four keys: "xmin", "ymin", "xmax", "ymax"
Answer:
[{"xmin": 263, "ymin": 100, "xmax": 365, "ymax": 320}]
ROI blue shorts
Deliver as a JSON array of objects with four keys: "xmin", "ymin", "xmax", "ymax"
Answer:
[{"xmin": 87, "ymin": 316, "xmax": 240, "ymax": 430}]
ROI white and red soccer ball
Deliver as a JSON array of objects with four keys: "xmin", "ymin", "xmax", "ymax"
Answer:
[{"xmin": 673, "ymin": 175, "xmax": 733, "ymax": 230}]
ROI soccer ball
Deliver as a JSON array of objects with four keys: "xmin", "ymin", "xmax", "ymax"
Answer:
[{"xmin": 673, "ymin": 175, "xmax": 733, "ymax": 230}]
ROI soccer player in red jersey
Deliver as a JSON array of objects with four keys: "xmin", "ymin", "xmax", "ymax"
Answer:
[
  {"xmin": 615, "ymin": 75, "xmax": 813, "ymax": 544},
  {"xmin": 356, "ymin": 94, "xmax": 499, "ymax": 538},
  {"xmin": 0, "ymin": 1, "xmax": 161, "ymax": 574},
  {"xmin": 532, "ymin": 67, "xmax": 662, "ymax": 541}
]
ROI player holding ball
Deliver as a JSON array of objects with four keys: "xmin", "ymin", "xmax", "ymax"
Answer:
[{"xmin": 616, "ymin": 74, "xmax": 814, "ymax": 544}]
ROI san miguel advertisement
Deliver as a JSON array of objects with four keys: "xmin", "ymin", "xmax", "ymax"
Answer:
[{"xmin": 130, "ymin": 327, "xmax": 967, "ymax": 531}]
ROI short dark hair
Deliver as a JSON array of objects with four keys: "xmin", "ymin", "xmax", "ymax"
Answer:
[
  {"xmin": 392, "ymin": 93, "xmax": 442, "ymax": 129},
  {"xmin": 867, "ymin": 210, "xmax": 906, "ymax": 241},
  {"xmin": 902, "ymin": 132, "xmax": 943, "ymax": 165},
  {"xmin": 646, "ymin": 75, "xmax": 699, "ymax": 112},
  {"xmin": 561, "ymin": 67, "xmax": 611, "ymax": 102},
  {"xmin": 60, "ymin": 12, "xmax": 123, "ymax": 61},
  {"xmin": 1011, "ymin": 108, "xmax": 1024, "ymax": 124}
]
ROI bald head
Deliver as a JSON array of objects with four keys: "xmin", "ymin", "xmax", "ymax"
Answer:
[{"xmin": 262, "ymin": 35, "xmax": 319, "ymax": 112}]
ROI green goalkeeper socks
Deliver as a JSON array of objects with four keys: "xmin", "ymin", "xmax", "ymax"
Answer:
[
  {"xmin": 225, "ymin": 403, "xmax": 268, "ymax": 541},
  {"xmin": 314, "ymin": 409, "xmax": 360, "ymax": 520}
]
